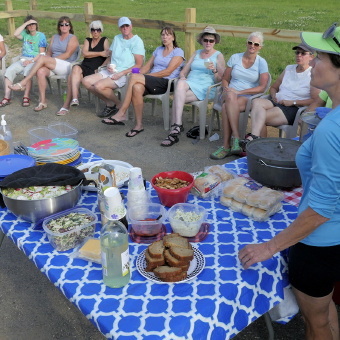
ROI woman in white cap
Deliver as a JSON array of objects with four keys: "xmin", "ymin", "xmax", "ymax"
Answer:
[
  {"xmin": 56, "ymin": 20, "xmax": 110, "ymax": 115},
  {"xmin": 210, "ymin": 32, "xmax": 269, "ymax": 159},
  {"xmin": 239, "ymin": 22, "xmax": 340, "ymax": 339},
  {"xmin": 161, "ymin": 26, "xmax": 225, "ymax": 146},
  {"xmin": 239, "ymin": 42, "xmax": 319, "ymax": 149}
]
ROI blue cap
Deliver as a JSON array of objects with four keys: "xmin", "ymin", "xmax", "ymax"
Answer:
[{"xmin": 118, "ymin": 17, "xmax": 131, "ymax": 28}]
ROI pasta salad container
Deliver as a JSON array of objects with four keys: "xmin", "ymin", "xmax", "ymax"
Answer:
[{"xmin": 42, "ymin": 207, "xmax": 98, "ymax": 251}]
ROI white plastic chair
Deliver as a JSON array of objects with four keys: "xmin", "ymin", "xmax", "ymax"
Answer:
[
  {"xmin": 0, "ymin": 44, "xmax": 9, "ymax": 88},
  {"xmin": 144, "ymin": 77, "xmax": 177, "ymax": 131},
  {"xmin": 209, "ymin": 73, "xmax": 272, "ymax": 139},
  {"xmin": 185, "ymin": 82, "xmax": 221, "ymax": 140}
]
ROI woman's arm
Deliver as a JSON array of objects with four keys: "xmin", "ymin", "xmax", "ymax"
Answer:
[
  {"xmin": 239, "ymin": 206, "xmax": 329, "ymax": 269},
  {"xmin": 55, "ymin": 36, "xmax": 79, "ymax": 60},
  {"xmin": 46, "ymin": 37, "xmax": 54, "ymax": 57},
  {"xmin": 111, "ymin": 54, "xmax": 144, "ymax": 79},
  {"xmin": 279, "ymin": 86, "xmax": 321, "ymax": 107},
  {"xmin": 139, "ymin": 55, "xmax": 155, "ymax": 75},
  {"xmin": 269, "ymin": 70, "xmax": 285, "ymax": 102},
  {"xmin": 0, "ymin": 41, "xmax": 6, "ymax": 60},
  {"xmin": 82, "ymin": 38, "xmax": 110, "ymax": 59},
  {"xmin": 211, "ymin": 53, "xmax": 226, "ymax": 83},
  {"xmin": 148, "ymin": 56, "xmax": 184, "ymax": 78},
  {"xmin": 222, "ymin": 66, "xmax": 232, "ymax": 91},
  {"xmin": 179, "ymin": 51, "xmax": 196, "ymax": 80},
  {"xmin": 238, "ymin": 72, "xmax": 269, "ymax": 95},
  {"xmin": 13, "ymin": 19, "xmax": 37, "ymax": 39}
]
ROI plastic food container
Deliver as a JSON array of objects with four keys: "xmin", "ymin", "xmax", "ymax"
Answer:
[
  {"xmin": 29, "ymin": 126, "xmax": 59, "ymax": 145},
  {"xmin": 127, "ymin": 203, "xmax": 166, "ymax": 236},
  {"xmin": 48, "ymin": 122, "xmax": 78, "ymax": 140},
  {"xmin": 42, "ymin": 207, "xmax": 98, "ymax": 251},
  {"xmin": 151, "ymin": 171, "xmax": 194, "ymax": 207},
  {"xmin": 168, "ymin": 203, "xmax": 207, "ymax": 237}
]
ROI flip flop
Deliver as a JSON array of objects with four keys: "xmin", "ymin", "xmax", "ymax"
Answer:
[
  {"xmin": 56, "ymin": 107, "xmax": 69, "ymax": 116},
  {"xmin": 9, "ymin": 83, "xmax": 26, "ymax": 91},
  {"xmin": 125, "ymin": 129, "xmax": 144, "ymax": 137},
  {"xmin": 22, "ymin": 97, "xmax": 30, "ymax": 107},
  {"xmin": 70, "ymin": 99, "xmax": 79, "ymax": 106},
  {"xmin": 101, "ymin": 117, "xmax": 125, "ymax": 126},
  {"xmin": 0, "ymin": 98, "xmax": 11, "ymax": 107},
  {"xmin": 34, "ymin": 102, "xmax": 47, "ymax": 112}
]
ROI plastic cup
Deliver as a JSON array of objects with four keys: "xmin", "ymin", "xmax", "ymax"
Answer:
[
  {"xmin": 128, "ymin": 167, "xmax": 144, "ymax": 191},
  {"xmin": 109, "ymin": 63, "xmax": 116, "ymax": 71},
  {"xmin": 132, "ymin": 67, "xmax": 140, "ymax": 74}
]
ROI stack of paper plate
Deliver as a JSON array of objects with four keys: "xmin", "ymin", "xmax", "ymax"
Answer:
[{"xmin": 27, "ymin": 138, "xmax": 81, "ymax": 166}]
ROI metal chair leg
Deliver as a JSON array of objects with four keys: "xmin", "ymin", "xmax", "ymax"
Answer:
[{"xmin": 263, "ymin": 312, "xmax": 274, "ymax": 340}]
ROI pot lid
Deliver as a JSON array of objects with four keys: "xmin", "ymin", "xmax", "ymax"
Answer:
[{"xmin": 246, "ymin": 137, "xmax": 302, "ymax": 163}]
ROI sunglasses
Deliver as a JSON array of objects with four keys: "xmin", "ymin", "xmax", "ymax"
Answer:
[
  {"xmin": 295, "ymin": 50, "xmax": 310, "ymax": 56},
  {"xmin": 203, "ymin": 39, "xmax": 215, "ymax": 43},
  {"xmin": 323, "ymin": 22, "xmax": 340, "ymax": 49},
  {"xmin": 91, "ymin": 28, "xmax": 101, "ymax": 33},
  {"xmin": 59, "ymin": 23, "xmax": 70, "ymax": 27},
  {"xmin": 120, "ymin": 24, "xmax": 130, "ymax": 28},
  {"xmin": 247, "ymin": 41, "xmax": 260, "ymax": 47}
]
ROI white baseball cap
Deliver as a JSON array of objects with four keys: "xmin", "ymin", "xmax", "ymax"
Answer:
[{"xmin": 118, "ymin": 17, "xmax": 131, "ymax": 28}]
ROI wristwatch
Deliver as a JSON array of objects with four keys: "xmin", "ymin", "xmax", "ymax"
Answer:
[{"xmin": 293, "ymin": 101, "xmax": 297, "ymax": 106}]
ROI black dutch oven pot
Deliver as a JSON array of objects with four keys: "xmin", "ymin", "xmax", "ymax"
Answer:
[{"xmin": 246, "ymin": 137, "xmax": 302, "ymax": 188}]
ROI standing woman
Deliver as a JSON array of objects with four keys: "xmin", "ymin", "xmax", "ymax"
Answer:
[
  {"xmin": 210, "ymin": 32, "xmax": 269, "ymax": 159},
  {"xmin": 1, "ymin": 16, "xmax": 47, "ymax": 107},
  {"xmin": 239, "ymin": 24, "xmax": 340, "ymax": 339},
  {"xmin": 10, "ymin": 16, "xmax": 79, "ymax": 112},
  {"xmin": 56, "ymin": 20, "xmax": 110, "ymax": 116},
  {"xmin": 161, "ymin": 26, "xmax": 225, "ymax": 146},
  {"xmin": 103, "ymin": 26, "xmax": 185, "ymax": 137}
]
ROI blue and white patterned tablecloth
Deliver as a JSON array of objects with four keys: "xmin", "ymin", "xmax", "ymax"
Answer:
[{"xmin": 0, "ymin": 150, "xmax": 297, "ymax": 340}]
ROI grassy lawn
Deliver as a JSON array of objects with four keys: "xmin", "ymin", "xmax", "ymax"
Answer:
[{"xmin": 0, "ymin": 0, "xmax": 338, "ymax": 81}]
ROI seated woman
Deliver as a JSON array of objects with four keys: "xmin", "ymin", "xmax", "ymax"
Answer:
[
  {"xmin": 102, "ymin": 26, "xmax": 185, "ymax": 137},
  {"xmin": 0, "ymin": 33, "xmax": 6, "ymax": 70},
  {"xmin": 10, "ymin": 16, "xmax": 79, "ymax": 112},
  {"xmin": 1, "ymin": 15, "xmax": 47, "ymax": 107},
  {"xmin": 161, "ymin": 26, "xmax": 225, "ymax": 146},
  {"xmin": 56, "ymin": 20, "xmax": 110, "ymax": 116},
  {"xmin": 210, "ymin": 32, "xmax": 269, "ymax": 160},
  {"xmin": 240, "ymin": 43, "xmax": 320, "ymax": 146}
]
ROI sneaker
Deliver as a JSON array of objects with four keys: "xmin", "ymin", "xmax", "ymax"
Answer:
[
  {"xmin": 96, "ymin": 105, "xmax": 118, "ymax": 118},
  {"xmin": 231, "ymin": 137, "xmax": 242, "ymax": 155},
  {"xmin": 209, "ymin": 146, "xmax": 231, "ymax": 160}
]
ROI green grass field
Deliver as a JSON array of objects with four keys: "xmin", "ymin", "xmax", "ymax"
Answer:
[{"xmin": 0, "ymin": 0, "xmax": 338, "ymax": 81}]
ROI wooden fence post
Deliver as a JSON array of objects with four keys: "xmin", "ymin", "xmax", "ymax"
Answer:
[
  {"xmin": 84, "ymin": 2, "xmax": 93, "ymax": 38},
  {"xmin": 5, "ymin": 0, "xmax": 15, "ymax": 36},
  {"xmin": 185, "ymin": 8, "xmax": 196, "ymax": 60},
  {"xmin": 29, "ymin": 0, "xmax": 38, "ymax": 10}
]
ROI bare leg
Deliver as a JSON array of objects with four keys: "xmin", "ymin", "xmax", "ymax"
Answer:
[
  {"xmin": 93, "ymin": 77, "xmax": 120, "ymax": 107},
  {"xmin": 293, "ymin": 286, "xmax": 339, "ymax": 340},
  {"xmin": 250, "ymin": 98, "xmax": 276, "ymax": 136},
  {"xmin": 220, "ymin": 102, "xmax": 232, "ymax": 149},
  {"xmin": 62, "ymin": 74, "xmax": 73, "ymax": 110},
  {"xmin": 35, "ymin": 66, "xmax": 50, "ymax": 106},
  {"xmin": 3, "ymin": 77, "xmax": 12, "ymax": 99},
  {"xmin": 10, "ymin": 56, "xmax": 57, "ymax": 88},
  {"xmin": 70, "ymin": 65, "xmax": 83, "ymax": 101},
  {"xmin": 23, "ymin": 80, "xmax": 32, "ymax": 99},
  {"xmin": 110, "ymin": 73, "xmax": 146, "ymax": 120}
]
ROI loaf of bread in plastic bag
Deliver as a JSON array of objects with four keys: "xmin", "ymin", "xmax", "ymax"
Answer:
[
  {"xmin": 207, "ymin": 165, "xmax": 234, "ymax": 182},
  {"xmin": 222, "ymin": 177, "xmax": 248, "ymax": 198}
]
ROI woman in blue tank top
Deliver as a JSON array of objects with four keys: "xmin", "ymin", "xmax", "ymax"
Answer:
[{"xmin": 10, "ymin": 16, "xmax": 79, "ymax": 112}]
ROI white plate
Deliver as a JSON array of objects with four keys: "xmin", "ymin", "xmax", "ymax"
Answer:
[
  {"xmin": 136, "ymin": 246, "xmax": 205, "ymax": 283},
  {"xmin": 78, "ymin": 160, "xmax": 133, "ymax": 190}
]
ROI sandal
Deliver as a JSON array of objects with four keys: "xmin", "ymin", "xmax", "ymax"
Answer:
[
  {"xmin": 210, "ymin": 146, "xmax": 231, "ymax": 160},
  {"xmin": 9, "ymin": 83, "xmax": 26, "ymax": 91},
  {"xmin": 22, "ymin": 97, "xmax": 30, "ymax": 107},
  {"xmin": 34, "ymin": 102, "xmax": 47, "ymax": 112},
  {"xmin": 56, "ymin": 107, "xmax": 69, "ymax": 116},
  {"xmin": 170, "ymin": 123, "xmax": 184, "ymax": 136},
  {"xmin": 0, "ymin": 98, "xmax": 11, "ymax": 107},
  {"xmin": 161, "ymin": 134, "xmax": 179, "ymax": 147},
  {"xmin": 70, "ymin": 98, "xmax": 79, "ymax": 106},
  {"xmin": 125, "ymin": 129, "xmax": 144, "ymax": 137},
  {"xmin": 239, "ymin": 133, "xmax": 260, "ymax": 149}
]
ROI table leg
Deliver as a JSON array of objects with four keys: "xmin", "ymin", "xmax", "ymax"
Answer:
[
  {"xmin": 264, "ymin": 312, "xmax": 274, "ymax": 340},
  {"xmin": 0, "ymin": 229, "xmax": 5, "ymax": 249}
]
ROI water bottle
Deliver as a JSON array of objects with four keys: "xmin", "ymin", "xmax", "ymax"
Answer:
[
  {"xmin": 100, "ymin": 220, "xmax": 130, "ymax": 288},
  {"xmin": 63, "ymin": 90, "xmax": 67, "ymax": 103},
  {"xmin": 0, "ymin": 115, "xmax": 13, "ymax": 154}
]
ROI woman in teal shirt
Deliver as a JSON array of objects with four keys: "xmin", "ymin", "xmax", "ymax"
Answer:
[{"xmin": 239, "ymin": 23, "xmax": 340, "ymax": 340}]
